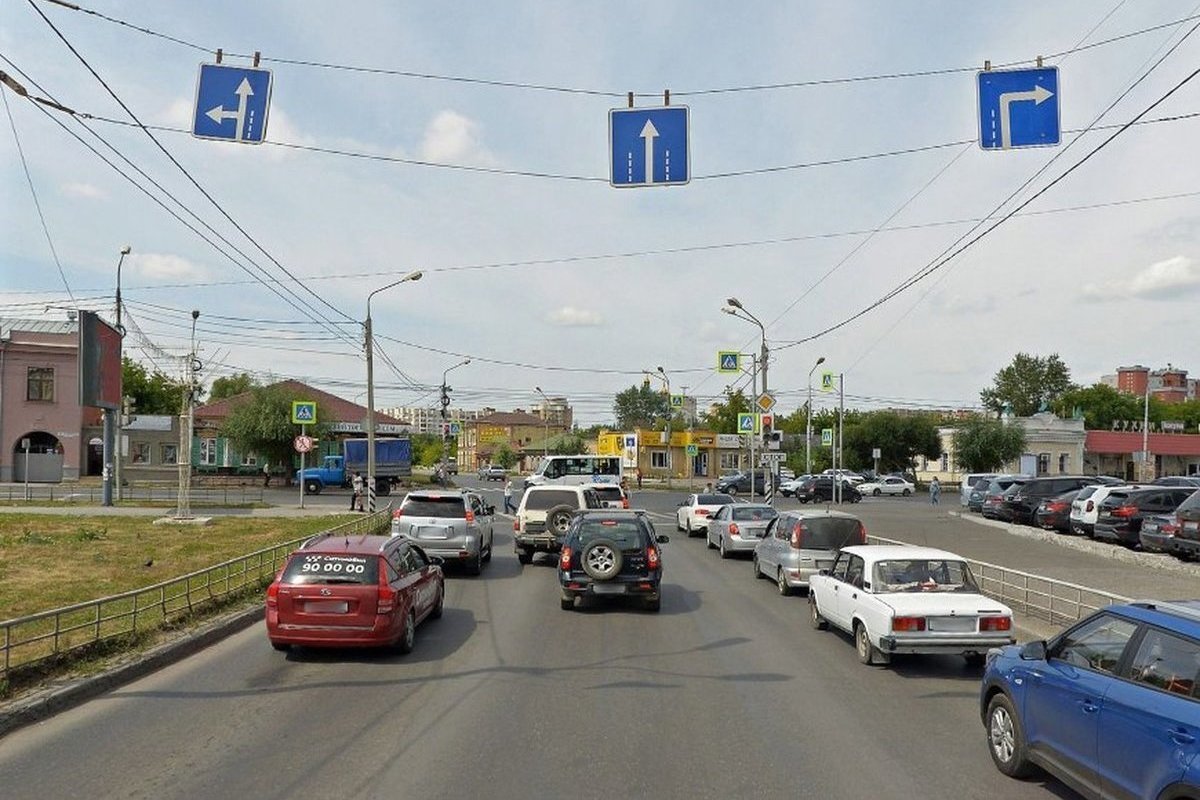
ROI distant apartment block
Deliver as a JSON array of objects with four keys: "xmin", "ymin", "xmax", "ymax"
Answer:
[{"xmin": 1100, "ymin": 364, "xmax": 1199, "ymax": 403}]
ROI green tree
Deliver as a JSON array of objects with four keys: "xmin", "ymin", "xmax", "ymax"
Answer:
[
  {"xmin": 209, "ymin": 372, "xmax": 257, "ymax": 401},
  {"xmin": 410, "ymin": 434, "xmax": 443, "ymax": 467},
  {"xmin": 699, "ymin": 389, "xmax": 751, "ymax": 433},
  {"xmin": 1052, "ymin": 383, "xmax": 1144, "ymax": 430},
  {"xmin": 121, "ymin": 357, "xmax": 189, "ymax": 415},
  {"xmin": 220, "ymin": 384, "xmax": 328, "ymax": 478},
  {"xmin": 842, "ymin": 411, "xmax": 941, "ymax": 473},
  {"xmin": 613, "ymin": 383, "xmax": 669, "ymax": 430},
  {"xmin": 952, "ymin": 416, "xmax": 1027, "ymax": 472},
  {"xmin": 549, "ymin": 433, "xmax": 588, "ymax": 455},
  {"xmin": 494, "ymin": 443, "xmax": 518, "ymax": 470},
  {"xmin": 980, "ymin": 352, "xmax": 1074, "ymax": 417}
]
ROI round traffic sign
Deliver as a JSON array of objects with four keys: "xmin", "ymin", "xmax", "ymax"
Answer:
[{"xmin": 294, "ymin": 434, "xmax": 314, "ymax": 453}]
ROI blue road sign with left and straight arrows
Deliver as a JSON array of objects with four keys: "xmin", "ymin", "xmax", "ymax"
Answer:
[
  {"xmin": 609, "ymin": 106, "xmax": 689, "ymax": 187},
  {"xmin": 977, "ymin": 67, "xmax": 1060, "ymax": 150},
  {"xmin": 193, "ymin": 63, "xmax": 273, "ymax": 144}
]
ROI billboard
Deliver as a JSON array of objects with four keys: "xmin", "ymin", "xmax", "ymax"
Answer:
[{"xmin": 78, "ymin": 310, "xmax": 122, "ymax": 410}]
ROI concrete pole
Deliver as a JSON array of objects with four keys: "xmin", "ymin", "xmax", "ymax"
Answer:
[
  {"xmin": 101, "ymin": 409, "xmax": 114, "ymax": 506},
  {"xmin": 365, "ymin": 313, "xmax": 376, "ymax": 512}
]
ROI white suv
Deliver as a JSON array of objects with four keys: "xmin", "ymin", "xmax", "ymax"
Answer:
[{"xmin": 514, "ymin": 485, "xmax": 603, "ymax": 564}]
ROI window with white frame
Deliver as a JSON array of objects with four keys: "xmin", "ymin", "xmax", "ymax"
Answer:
[
  {"xmin": 130, "ymin": 442, "xmax": 151, "ymax": 464},
  {"xmin": 719, "ymin": 452, "xmax": 741, "ymax": 470},
  {"xmin": 650, "ymin": 450, "xmax": 667, "ymax": 469},
  {"xmin": 161, "ymin": 444, "xmax": 178, "ymax": 465},
  {"xmin": 200, "ymin": 438, "xmax": 217, "ymax": 465},
  {"xmin": 1038, "ymin": 453, "xmax": 1050, "ymax": 475},
  {"xmin": 940, "ymin": 453, "xmax": 949, "ymax": 471},
  {"xmin": 241, "ymin": 452, "xmax": 258, "ymax": 467}
]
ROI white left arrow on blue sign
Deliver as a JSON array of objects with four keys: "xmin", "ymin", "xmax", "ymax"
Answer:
[
  {"xmin": 205, "ymin": 78, "xmax": 254, "ymax": 140},
  {"xmin": 192, "ymin": 64, "xmax": 273, "ymax": 145}
]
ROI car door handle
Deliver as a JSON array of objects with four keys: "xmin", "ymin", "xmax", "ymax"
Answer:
[
  {"xmin": 1079, "ymin": 699, "xmax": 1100, "ymax": 714},
  {"xmin": 851, "ymin": 593, "xmax": 857, "ymax": 600},
  {"xmin": 1170, "ymin": 729, "xmax": 1196, "ymax": 746}
]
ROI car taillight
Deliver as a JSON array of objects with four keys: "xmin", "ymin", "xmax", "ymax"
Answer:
[
  {"xmin": 728, "ymin": 522, "xmax": 740, "ymax": 535},
  {"xmin": 858, "ymin": 522, "xmax": 868, "ymax": 544},
  {"xmin": 513, "ymin": 518, "xmax": 520, "ymax": 531},
  {"xmin": 892, "ymin": 616, "xmax": 926, "ymax": 632},
  {"xmin": 1162, "ymin": 521, "xmax": 1180, "ymax": 535},
  {"xmin": 621, "ymin": 497, "xmax": 629, "ymax": 509},
  {"xmin": 266, "ymin": 582, "xmax": 279, "ymax": 608},
  {"xmin": 1112, "ymin": 505, "xmax": 1138, "ymax": 518},
  {"xmin": 1085, "ymin": 500, "xmax": 1094, "ymax": 512},
  {"xmin": 646, "ymin": 546, "xmax": 660, "ymax": 569},
  {"xmin": 980, "ymin": 616, "xmax": 1012, "ymax": 632},
  {"xmin": 696, "ymin": 509, "xmax": 710, "ymax": 517},
  {"xmin": 789, "ymin": 522, "xmax": 806, "ymax": 549},
  {"xmin": 1047, "ymin": 501, "xmax": 1068, "ymax": 512},
  {"xmin": 377, "ymin": 584, "xmax": 396, "ymax": 614},
  {"xmin": 560, "ymin": 547, "xmax": 572, "ymax": 571},
  {"xmin": 392, "ymin": 509, "xmax": 403, "ymax": 519},
  {"xmin": 465, "ymin": 509, "xmax": 475, "ymax": 523}
]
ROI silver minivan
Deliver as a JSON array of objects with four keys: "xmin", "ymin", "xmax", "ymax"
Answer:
[
  {"xmin": 960, "ymin": 473, "xmax": 998, "ymax": 507},
  {"xmin": 753, "ymin": 509, "xmax": 867, "ymax": 596},
  {"xmin": 391, "ymin": 489, "xmax": 494, "ymax": 575}
]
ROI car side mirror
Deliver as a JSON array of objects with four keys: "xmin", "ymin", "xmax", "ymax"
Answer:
[
  {"xmin": 677, "ymin": 501, "xmax": 686, "ymax": 507},
  {"xmin": 818, "ymin": 568, "xmax": 830, "ymax": 576},
  {"xmin": 656, "ymin": 534, "xmax": 670, "ymax": 544},
  {"xmin": 428, "ymin": 555, "xmax": 445, "ymax": 566},
  {"xmin": 1019, "ymin": 640, "xmax": 1047, "ymax": 661}
]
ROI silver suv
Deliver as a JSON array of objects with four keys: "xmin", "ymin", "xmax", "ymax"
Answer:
[
  {"xmin": 514, "ymin": 485, "xmax": 603, "ymax": 564},
  {"xmin": 391, "ymin": 489, "xmax": 494, "ymax": 575}
]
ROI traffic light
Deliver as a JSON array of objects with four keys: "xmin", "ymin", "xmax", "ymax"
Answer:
[{"xmin": 120, "ymin": 395, "xmax": 136, "ymax": 427}]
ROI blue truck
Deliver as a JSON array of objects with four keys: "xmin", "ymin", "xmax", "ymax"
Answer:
[{"xmin": 296, "ymin": 437, "xmax": 411, "ymax": 496}]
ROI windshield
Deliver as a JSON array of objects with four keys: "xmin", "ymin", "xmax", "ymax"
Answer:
[
  {"xmin": 732, "ymin": 506, "xmax": 778, "ymax": 521},
  {"xmin": 400, "ymin": 496, "xmax": 466, "ymax": 518},
  {"xmin": 697, "ymin": 494, "xmax": 734, "ymax": 505},
  {"xmin": 872, "ymin": 559, "xmax": 979, "ymax": 593}
]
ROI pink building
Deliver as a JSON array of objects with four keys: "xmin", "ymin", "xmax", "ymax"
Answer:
[{"xmin": 0, "ymin": 318, "xmax": 101, "ymax": 482}]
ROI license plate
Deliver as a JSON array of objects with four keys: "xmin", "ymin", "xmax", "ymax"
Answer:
[
  {"xmin": 416, "ymin": 526, "xmax": 449, "ymax": 539},
  {"xmin": 591, "ymin": 583, "xmax": 626, "ymax": 595},
  {"xmin": 305, "ymin": 600, "xmax": 349, "ymax": 614},
  {"xmin": 927, "ymin": 617, "xmax": 976, "ymax": 632}
]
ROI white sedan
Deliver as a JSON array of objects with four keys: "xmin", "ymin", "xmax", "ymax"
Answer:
[
  {"xmin": 675, "ymin": 492, "xmax": 735, "ymax": 536},
  {"xmin": 808, "ymin": 545, "xmax": 1015, "ymax": 667},
  {"xmin": 856, "ymin": 476, "xmax": 914, "ymax": 497}
]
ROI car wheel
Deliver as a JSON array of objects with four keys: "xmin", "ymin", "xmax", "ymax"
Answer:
[
  {"xmin": 303, "ymin": 479, "xmax": 321, "ymax": 495},
  {"xmin": 517, "ymin": 548, "xmax": 533, "ymax": 565},
  {"xmin": 902, "ymin": 488, "xmax": 911, "ymax": 496},
  {"xmin": 546, "ymin": 505, "xmax": 574, "ymax": 536},
  {"xmin": 430, "ymin": 584, "xmax": 444, "ymax": 620},
  {"xmin": 270, "ymin": 641, "xmax": 290, "ymax": 652},
  {"xmin": 395, "ymin": 611, "xmax": 416, "ymax": 655},
  {"xmin": 580, "ymin": 538, "xmax": 623, "ymax": 581},
  {"xmin": 644, "ymin": 596, "xmax": 661, "ymax": 612},
  {"xmin": 482, "ymin": 536, "xmax": 493, "ymax": 563},
  {"xmin": 719, "ymin": 537, "xmax": 730, "ymax": 559},
  {"xmin": 873, "ymin": 488, "xmax": 882, "ymax": 496},
  {"xmin": 809, "ymin": 596, "xmax": 827, "ymax": 630},
  {"xmin": 465, "ymin": 550, "xmax": 483, "ymax": 576},
  {"xmin": 676, "ymin": 515, "xmax": 684, "ymax": 532},
  {"xmin": 777, "ymin": 569, "xmax": 792, "ymax": 597},
  {"xmin": 727, "ymin": 486, "xmax": 739, "ymax": 496},
  {"xmin": 855, "ymin": 621, "xmax": 888, "ymax": 666},
  {"xmin": 752, "ymin": 555, "xmax": 763, "ymax": 579},
  {"xmin": 706, "ymin": 531, "xmax": 716, "ymax": 549},
  {"xmin": 686, "ymin": 519, "xmax": 697, "ymax": 538},
  {"xmin": 560, "ymin": 595, "xmax": 575, "ymax": 611},
  {"xmin": 986, "ymin": 694, "xmax": 1034, "ymax": 778}
]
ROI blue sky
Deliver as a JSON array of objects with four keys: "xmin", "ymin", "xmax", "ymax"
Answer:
[{"xmin": 3, "ymin": 1, "xmax": 1200, "ymax": 424}]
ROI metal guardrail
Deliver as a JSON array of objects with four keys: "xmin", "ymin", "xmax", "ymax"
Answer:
[
  {"xmin": 867, "ymin": 535, "xmax": 1131, "ymax": 627},
  {"xmin": 0, "ymin": 485, "xmax": 266, "ymax": 504},
  {"xmin": 0, "ymin": 509, "xmax": 392, "ymax": 684}
]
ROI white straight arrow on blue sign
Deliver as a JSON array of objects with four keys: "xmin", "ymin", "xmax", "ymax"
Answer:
[{"xmin": 609, "ymin": 106, "xmax": 689, "ymax": 187}]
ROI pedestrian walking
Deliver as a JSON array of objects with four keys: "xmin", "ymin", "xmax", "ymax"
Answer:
[
  {"xmin": 636, "ymin": 467, "xmax": 643, "ymax": 490},
  {"xmin": 262, "ymin": 461, "xmax": 271, "ymax": 487},
  {"xmin": 503, "ymin": 479, "xmax": 516, "ymax": 514},
  {"xmin": 929, "ymin": 476, "xmax": 941, "ymax": 506},
  {"xmin": 351, "ymin": 471, "xmax": 365, "ymax": 512}
]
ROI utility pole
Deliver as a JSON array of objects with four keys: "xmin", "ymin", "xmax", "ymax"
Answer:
[
  {"xmin": 113, "ymin": 245, "xmax": 130, "ymax": 502},
  {"xmin": 176, "ymin": 310, "xmax": 199, "ymax": 519},
  {"xmin": 837, "ymin": 373, "xmax": 845, "ymax": 505},
  {"xmin": 806, "ymin": 356, "xmax": 825, "ymax": 475}
]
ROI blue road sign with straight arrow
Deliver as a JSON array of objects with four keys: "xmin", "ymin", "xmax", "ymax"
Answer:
[
  {"xmin": 193, "ymin": 63, "xmax": 273, "ymax": 144},
  {"xmin": 609, "ymin": 106, "xmax": 689, "ymax": 187},
  {"xmin": 977, "ymin": 67, "xmax": 1059, "ymax": 150}
]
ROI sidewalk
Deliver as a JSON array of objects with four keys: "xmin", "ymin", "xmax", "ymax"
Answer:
[{"xmin": 0, "ymin": 504, "xmax": 351, "ymax": 518}]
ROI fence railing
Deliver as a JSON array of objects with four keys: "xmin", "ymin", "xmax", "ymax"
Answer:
[
  {"xmin": 867, "ymin": 534, "xmax": 1131, "ymax": 627},
  {"xmin": 0, "ymin": 509, "xmax": 392, "ymax": 684},
  {"xmin": 0, "ymin": 484, "xmax": 267, "ymax": 505}
]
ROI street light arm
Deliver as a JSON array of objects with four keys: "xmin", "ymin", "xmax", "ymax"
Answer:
[{"xmin": 367, "ymin": 270, "xmax": 423, "ymax": 318}]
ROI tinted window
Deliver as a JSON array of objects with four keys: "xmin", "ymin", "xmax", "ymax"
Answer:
[
  {"xmin": 591, "ymin": 486, "xmax": 624, "ymax": 502},
  {"xmin": 698, "ymin": 494, "xmax": 734, "ymax": 505},
  {"xmin": 872, "ymin": 559, "xmax": 979, "ymax": 593},
  {"xmin": 574, "ymin": 519, "xmax": 646, "ymax": 548},
  {"xmin": 1052, "ymin": 614, "xmax": 1138, "ymax": 674},
  {"xmin": 401, "ymin": 496, "xmax": 467, "ymax": 518},
  {"xmin": 282, "ymin": 553, "xmax": 379, "ymax": 585},
  {"xmin": 1129, "ymin": 629, "xmax": 1200, "ymax": 699},
  {"xmin": 525, "ymin": 489, "xmax": 581, "ymax": 510},
  {"xmin": 1076, "ymin": 485, "xmax": 1100, "ymax": 501},
  {"xmin": 798, "ymin": 516, "xmax": 864, "ymax": 550},
  {"xmin": 732, "ymin": 506, "xmax": 778, "ymax": 521},
  {"xmin": 1179, "ymin": 490, "xmax": 1200, "ymax": 517}
]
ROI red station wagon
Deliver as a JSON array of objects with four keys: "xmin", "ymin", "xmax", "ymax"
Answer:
[{"xmin": 266, "ymin": 534, "xmax": 444, "ymax": 653}]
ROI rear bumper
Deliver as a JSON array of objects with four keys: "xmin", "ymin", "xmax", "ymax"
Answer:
[
  {"xmin": 879, "ymin": 634, "xmax": 1016, "ymax": 654},
  {"xmin": 1139, "ymin": 531, "xmax": 1176, "ymax": 553},
  {"xmin": 416, "ymin": 539, "xmax": 483, "ymax": 563},
  {"xmin": 1093, "ymin": 523, "xmax": 1138, "ymax": 544},
  {"xmin": 266, "ymin": 611, "xmax": 397, "ymax": 648},
  {"xmin": 723, "ymin": 535, "xmax": 762, "ymax": 552},
  {"xmin": 1070, "ymin": 521, "xmax": 1093, "ymax": 536},
  {"xmin": 560, "ymin": 574, "xmax": 661, "ymax": 598},
  {"xmin": 1174, "ymin": 538, "xmax": 1200, "ymax": 556},
  {"xmin": 515, "ymin": 532, "xmax": 561, "ymax": 552}
]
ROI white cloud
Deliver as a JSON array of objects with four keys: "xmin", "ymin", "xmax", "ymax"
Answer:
[
  {"xmin": 62, "ymin": 182, "xmax": 107, "ymax": 200},
  {"xmin": 419, "ymin": 110, "xmax": 496, "ymax": 165},
  {"xmin": 127, "ymin": 253, "xmax": 208, "ymax": 281},
  {"xmin": 546, "ymin": 306, "xmax": 603, "ymax": 327},
  {"xmin": 1082, "ymin": 256, "xmax": 1200, "ymax": 301}
]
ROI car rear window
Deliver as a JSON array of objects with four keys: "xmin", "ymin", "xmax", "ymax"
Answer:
[
  {"xmin": 798, "ymin": 516, "xmax": 864, "ymax": 550},
  {"xmin": 400, "ymin": 496, "xmax": 467, "ymax": 517},
  {"xmin": 1178, "ymin": 489, "xmax": 1200, "ymax": 516},
  {"xmin": 591, "ymin": 486, "xmax": 624, "ymax": 501},
  {"xmin": 732, "ymin": 506, "xmax": 778, "ymax": 521},
  {"xmin": 282, "ymin": 553, "xmax": 380, "ymax": 585},
  {"xmin": 525, "ymin": 489, "xmax": 581, "ymax": 510},
  {"xmin": 698, "ymin": 494, "xmax": 734, "ymax": 505},
  {"xmin": 575, "ymin": 519, "xmax": 646, "ymax": 548},
  {"xmin": 1076, "ymin": 485, "xmax": 1099, "ymax": 500}
]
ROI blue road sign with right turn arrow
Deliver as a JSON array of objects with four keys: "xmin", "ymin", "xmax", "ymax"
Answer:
[
  {"xmin": 609, "ymin": 106, "xmax": 689, "ymax": 187},
  {"xmin": 193, "ymin": 63, "xmax": 273, "ymax": 144},
  {"xmin": 977, "ymin": 67, "xmax": 1060, "ymax": 150}
]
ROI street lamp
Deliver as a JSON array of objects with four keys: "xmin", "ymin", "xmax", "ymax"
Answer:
[
  {"xmin": 658, "ymin": 366, "xmax": 672, "ymax": 482},
  {"xmin": 724, "ymin": 299, "xmax": 769, "ymax": 500},
  {"xmin": 534, "ymin": 386, "xmax": 552, "ymax": 458},
  {"xmin": 807, "ymin": 356, "xmax": 826, "ymax": 474},
  {"xmin": 113, "ymin": 245, "xmax": 131, "ymax": 502},
  {"xmin": 440, "ymin": 358, "xmax": 470, "ymax": 482},
  {"xmin": 365, "ymin": 270, "xmax": 422, "ymax": 511}
]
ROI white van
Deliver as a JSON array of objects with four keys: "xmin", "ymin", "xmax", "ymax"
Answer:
[
  {"xmin": 523, "ymin": 455, "xmax": 622, "ymax": 489},
  {"xmin": 960, "ymin": 473, "xmax": 998, "ymax": 507}
]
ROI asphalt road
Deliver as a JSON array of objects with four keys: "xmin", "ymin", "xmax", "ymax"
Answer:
[{"xmin": 0, "ymin": 482, "xmax": 1082, "ymax": 799}]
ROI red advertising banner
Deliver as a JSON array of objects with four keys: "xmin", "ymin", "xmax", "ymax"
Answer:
[{"xmin": 78, "ymin": 310, "xmax": 122, "ymax": 410}]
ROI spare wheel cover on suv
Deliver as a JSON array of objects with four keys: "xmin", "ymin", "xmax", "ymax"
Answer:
[
  {"xmin": 546, "ymin": 504, "xmax": 575, "ymax": 534},
  {"xmin": 581, "ymin": 538, "xmax": 623, "ymax": 580}
]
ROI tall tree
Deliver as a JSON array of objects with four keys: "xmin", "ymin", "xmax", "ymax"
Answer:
[
  {"xmin": 699, "ymin": 389, "xmax": 751, "ymax": 433},
  {"xmin": 1052, "ymin": 383, "xmax": 1145, "ymax": 430},
  {"xmin": 952, "ymin": 417, "xmax": 1027, "ymax": 472},
  {"xmin": 209, "ymin": 372, "xmax": 258, "ymax": 401},
  {"xmin": 121, "ymin": 357, "xmax": 189, "ymax": 415},
  {"xmin": 842, "ymin": 411, "xmax": 942, "ymax": 473},
  {"xmin": 613, "ymin": 383, "xmax": 670, "ymax": 429},
  {"xmin": 549, "ymin": 433, "xmax": 588, "ymax": 455},
  {"xmin": 221, "ymin": 384, "xmax": 328, "ymax": 475},
  {"xmin": 493, "ymin": 443, "xmax": 518, "ymax": 470},
  {"xmin": 980, "ymin": 353, "xmax": 1074, "ymax": 417}
]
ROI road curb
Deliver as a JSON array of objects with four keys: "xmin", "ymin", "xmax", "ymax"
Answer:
[{"xmin": 0, "ymin": 605, "xmax": 262, "ymax": 740}]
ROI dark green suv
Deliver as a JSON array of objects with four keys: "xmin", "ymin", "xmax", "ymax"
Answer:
[{"xmin": 558, "ymin": 511, "xmax": 669, "ymax": 612}]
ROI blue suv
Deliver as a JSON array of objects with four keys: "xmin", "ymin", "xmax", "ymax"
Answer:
[{"xmin": 980, "ymin": 600, "xmax": 1200, "ymax": 799}]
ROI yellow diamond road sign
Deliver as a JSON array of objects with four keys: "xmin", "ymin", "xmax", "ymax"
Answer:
[{"xmin": 755, "ymin": 393, "xmax": 775, "ymax": 413}]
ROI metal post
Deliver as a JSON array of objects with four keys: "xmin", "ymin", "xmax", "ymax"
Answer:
[
  {"xmin": 806, "ymin": 356, "xmax": 825, "ymax": 475},
  {"xmin": 838, "ymin": 374, "xmax": 845, "ymax": 504},
  {"xmin": 178, "ymin": 310, "xmax": 199, "ymax": 519},
  {"xmin": 102, "ymin": 408, "xmax": 114, "ymax": 506},
  {"xmin": 658, "ymin": 367, "xmax": 671, "ymax": 487},
  {"xmin": 299, "ymin": 423, "xmax": 306, "ymax": 509},
  {"xmin": 22, "ymin": 438, "xmax": 31, "ymax": 501},
  {"xmin": 749, "ymin": 354, "xmax": 757, "ymax": 502},
  {"xmin": 1142, "ymin": 380, "xmax": 1151, "ymax": 480},
  {"xmin": 365, "ymin": 313, "xmax": 376, "ymax": 511},
  {"xmin": 114, "ymin": 246, "xmax": 129, "ymax": 502}
]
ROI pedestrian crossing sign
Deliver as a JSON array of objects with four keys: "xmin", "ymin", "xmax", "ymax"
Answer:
[
  {"xmin": 291, "ymin": 400, "xmax": 317, "ymax": 425},
  {"xmin": 737, "ymin": 413, "xmax": 755, "ymax": 433},
  {"xmin": 821, "ymin": 428, "xmax": 833, "ymax": 447},
  {"xmin": 718, "ymin": 351, "xmax": 741, "ymax": 374},
  {"xmin": 820, "ymin": 371, "xmax": 835, "ymax": 392}
]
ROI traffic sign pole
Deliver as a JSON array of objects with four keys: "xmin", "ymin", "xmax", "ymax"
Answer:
[{"xmin": 298, "ymin": 423, "xmax": 305, "ymax": 509}]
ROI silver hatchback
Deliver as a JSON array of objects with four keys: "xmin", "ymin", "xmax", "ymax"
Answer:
[
  {"xmin": 391, "ymin": 490, "xmax": 494, "ymax": 575},
  {"xmin": 706, "ymin": 503, "xmax": 778, "ymax": 559},
  {"xmin": 752, "ymin": 509, "xmax": 867, "ymax": 596}
]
